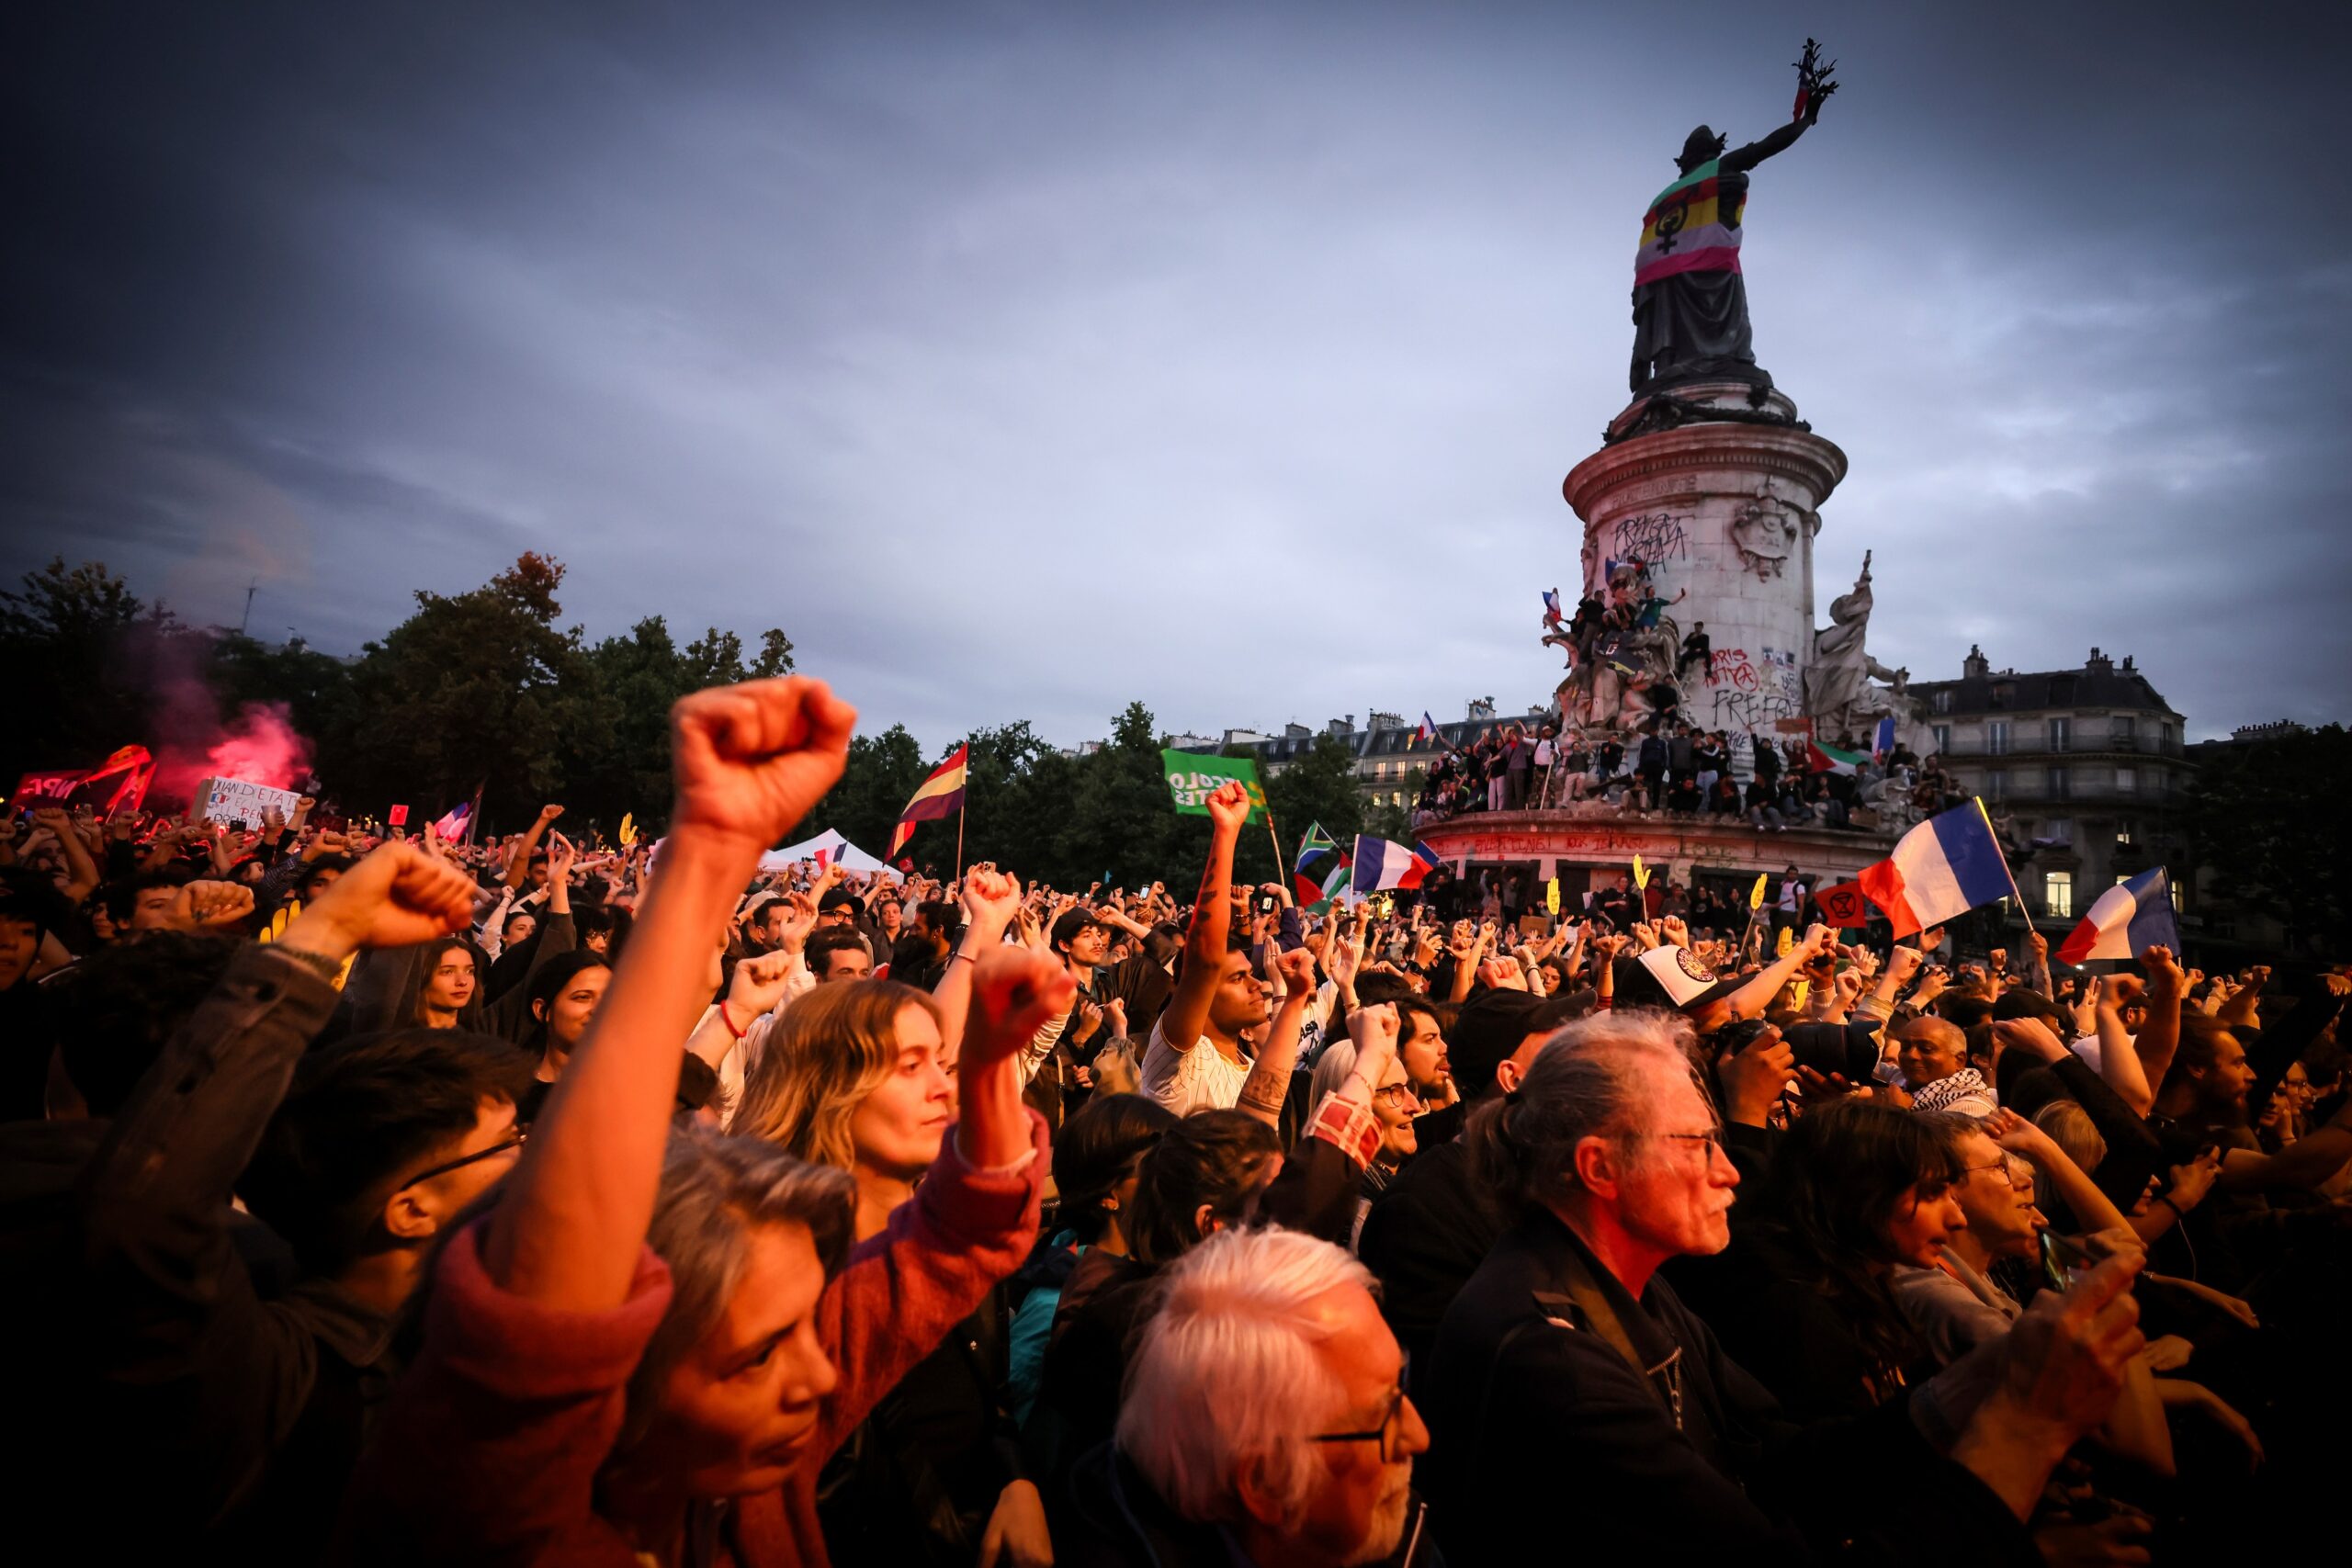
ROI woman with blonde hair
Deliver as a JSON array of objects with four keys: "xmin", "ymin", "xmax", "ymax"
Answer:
[
  {"xmin": 735, "ymin": 879, "xmax": 1057, "ymax": 1568},
  {"xmin": 734, "ymin": 977, "xmax": 956, "ymax": 1241}
]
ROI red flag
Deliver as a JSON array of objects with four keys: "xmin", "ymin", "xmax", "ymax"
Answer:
[
  {"xmin": 1815, "ymin": 879, "xmax": 1871, "ymax": 929},
  {"xmin": 387, "ymin": 804, "xmax": 410, "ymax": 826}
]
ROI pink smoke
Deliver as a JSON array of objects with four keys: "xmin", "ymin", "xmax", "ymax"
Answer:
[{"xmin": 198, "ymin": 702, "xmax": 312, "ymax": 790}]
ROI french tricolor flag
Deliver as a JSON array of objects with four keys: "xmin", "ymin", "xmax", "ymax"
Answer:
[
  {"xmin": 1857, "ymin": 801, "xmax": 2018, "ymax": 939},
  {"xmin": 2056, "ymin": 868, "xmax": 2181, "ymax": 966},
  {"xmin": 1352, "ymin": 834, "xmax": 1435, "ymax": 893}
]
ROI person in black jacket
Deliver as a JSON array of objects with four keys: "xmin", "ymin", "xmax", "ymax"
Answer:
[{"xmin": 1419, "ymin": 1006, "xmax": 2151, "ymax": 1565}]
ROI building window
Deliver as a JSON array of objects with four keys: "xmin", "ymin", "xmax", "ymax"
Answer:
[
  {"xmin": 2044, "ymin": 871, "xmax": 2074, "ymax": 919},
  {"xmin": 1991, "ymin": 683, "xmax": 2015, "ymax": 709},
  {"xmin": 2116, "ymin": 821, "xmax": 2135, "ymax": 845},
  {"xmin": 2048, "ymin": 766, "xmax": 2070, "ymax": 800},
  {"xmin": 2049, "ymin": 716, "xmax": 2071, "ymax": 751},
  {"xmin": 2114, "ymin": 716, "xmax": 2136, "ymax": 742},
  {"xmin": 1933, "ymin": 691, "xmax": 1952, "ymax": 715},
  {"xmin": 2045, "ymin": 817, "xmax": 2073, "ymax": 844},
  {"xmin": 1988, "ymin": 720, "xmax": 2011, "ymax": 756},
  {"xmin": 1931, "ymin": 724, "xmax": 1951, "ymax": 754},
  {"xmin": 1986, "ymin": 769, "xmax": 2007, "ymax": 800},
  {"xmin": 2115, "ymin": 767, "xmax": 2136, "ymax": 794}
]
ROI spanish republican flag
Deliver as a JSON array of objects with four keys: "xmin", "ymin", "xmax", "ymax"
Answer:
[{"xmin": 888, "ymin": 745, "xmax": 968, "ymax": 858}]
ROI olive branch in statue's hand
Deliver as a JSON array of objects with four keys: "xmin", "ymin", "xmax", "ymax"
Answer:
[{"xmin": 1792, "ymin": 38, "xmax": 1838, "ymax": 124}]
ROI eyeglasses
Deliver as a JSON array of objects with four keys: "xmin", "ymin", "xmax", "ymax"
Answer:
[
  {"xmin": 1308, "ymin": 1360, "xmax": 1412, "ymax": 1463},
  {"xmin": 1959, "ymin": 1158, "xmax": 2008, "ymax": 1180},
  {"xmin": 1374, "ymin": 1082, "xmax": 1421, "ymax": 1109},
  {"xmin": 1648, "ymin": 1128, "xmax": 1727, "ymax": 1153},
  {"xmin": 402, "ymin": 1129, "xmax": 527, "ymax": 1189}
]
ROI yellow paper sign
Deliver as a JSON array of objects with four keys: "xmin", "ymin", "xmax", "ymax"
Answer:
[
  {"xmin": 1749, "ymin": 873, "xmax": 1770, "ymax": 911},
  {"xmin": 1632, "ymin": 854, "xmax": 1649, "ymax": 892},
  {"xmin": 1545, "ymin": 877, "xmax": 1561, "ymax": 915},
  {"xmin": 1776, "ymin": 924, "xmax": 1793, "ymax": 957},
  {"xmin": 618, "ymin": 812, "xmax": 638, "ymax": 848}
]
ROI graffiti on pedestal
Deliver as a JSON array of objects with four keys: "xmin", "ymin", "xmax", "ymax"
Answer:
[
  {"xmin": 1704, "ymin": 645, "xmax": 1800, "ymax": 732},
  {"xmin": 1610, "ymin": 512, "xmax": 1690, "ymax": 570}
]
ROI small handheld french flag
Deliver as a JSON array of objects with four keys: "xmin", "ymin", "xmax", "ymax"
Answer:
[
  {"xmin": 1542, "ymin": 588, "xmax": 1564, "ymax": 626},
  {"xmin": 1415, "ymin": 712, "xmax": 1438, "ymax": 746},
  {"xmin": 1857, "ymin": 801, "xmax": 2018, "ymax": 939},
  {"xmin": 1872, "ymin": 716, "xmax": 1897, "ymax": 761},
  {"xmin": 2056, "ymin": 868, "xmax": 2180, "ymax": 966}
]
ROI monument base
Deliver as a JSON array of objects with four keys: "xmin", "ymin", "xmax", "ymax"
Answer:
[{"xmin": 1415, "ymin": 807, "xmax": 1898, "ymax": 910}]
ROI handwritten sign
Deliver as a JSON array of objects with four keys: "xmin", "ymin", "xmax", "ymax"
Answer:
[{"xmin": 193, "ymin": 775, "xmax": 303, "ymax": 829}]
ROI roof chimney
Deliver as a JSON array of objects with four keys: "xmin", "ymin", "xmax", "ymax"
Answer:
[
  {"xmin": 1962, "ymin": 645, "xmax": 1989, "ymax": 679},
  {"xmin": 2086, "ymin": 648, "xmax": 2113, "ymax": 675}
]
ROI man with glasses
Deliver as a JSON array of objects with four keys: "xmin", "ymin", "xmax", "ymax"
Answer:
[
  {"xmin": 1421, "ymin": 1010, "xmax": 2151, "ymax": 1564},
  {"xmin": 1062, "ymin": 1225, "xmax": 1438, "ymax": 1565},
  {"xmin": 8, "ymin": 840, "xmax": 532, "ymax": 1558}
]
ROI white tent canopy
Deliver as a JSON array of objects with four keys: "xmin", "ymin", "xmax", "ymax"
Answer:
[{"xmin": 757, "ymin": 828, "xmax": 894, "ymax": 877}]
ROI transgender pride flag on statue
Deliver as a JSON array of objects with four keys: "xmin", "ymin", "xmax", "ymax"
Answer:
[
  {"xmin": 1856, "ymin": 801, "xmax": 2018, "ymax": 939},
  {"xmin": 2056, "ymin": 868, "xmax": 2181, "ymax": 966}
]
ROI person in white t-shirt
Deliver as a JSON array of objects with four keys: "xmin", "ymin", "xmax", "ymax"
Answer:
[{"xmin": 1141, "ymin": 780, "xmax": 1274, "ymax": 1117}]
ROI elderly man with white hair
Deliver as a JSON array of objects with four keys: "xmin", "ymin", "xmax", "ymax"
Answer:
[{"xmin": 1057, "ymin": 1225, "xmax": 1437, "ymax": 1567}]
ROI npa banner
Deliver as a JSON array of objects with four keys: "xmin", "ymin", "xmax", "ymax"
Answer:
[{"xmin": 1159, "ymin": 750, "xmax": 1268, "ymax": 824}]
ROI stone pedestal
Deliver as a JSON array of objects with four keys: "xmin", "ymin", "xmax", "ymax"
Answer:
[{"xmin": 1564, "ymin": 381, "xmax": 1848, "ymax": 742}]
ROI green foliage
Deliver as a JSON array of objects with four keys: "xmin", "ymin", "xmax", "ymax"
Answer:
[
  {"xmin": 0, "ymin": 558, "xmax": 181, "ymax": 784},
  {"xmin": 2184, "ymin": 726, "xmax": 2351, "ymax": 950}
]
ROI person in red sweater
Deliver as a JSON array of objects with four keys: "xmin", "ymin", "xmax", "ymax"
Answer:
[{"xmin": 337, "ymin": 676, "xmax": 1070, "ymax": 1566}]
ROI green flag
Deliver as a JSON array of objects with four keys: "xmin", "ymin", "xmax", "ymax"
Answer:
[{"xmin": 1160, "ymin": 750, "xmax": 1268, "ymax": 823}]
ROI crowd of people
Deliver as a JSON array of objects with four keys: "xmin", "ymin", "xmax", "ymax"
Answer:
[
  {"xmin": 2, "ymin": 671, "xmax": 2345, "ymax": 1565},
  {"xmin": 1412, "ymin": 721, "xmax": 1969, "ymax": 835}
]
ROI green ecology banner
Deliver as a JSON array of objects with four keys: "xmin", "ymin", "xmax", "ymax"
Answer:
[{"xmin": 1159, "ymin": 750, "xmax": 1269, "ymax": 824}]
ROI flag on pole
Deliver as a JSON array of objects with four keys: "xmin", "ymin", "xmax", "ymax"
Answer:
[
  {"xmin": 2056, "ymin": 868, "xmax": 2181, "ymax": 966},
  {"xmin": 888, "ymin": 744, "xmax": 969, "ymax": 858},
  {"xmin": 1871, "ymin": 716, "xmax": 1897, "ymax": 762},
  {"xmin": 432, "ymin": 799, "xmax": 471, "ymax": 842},
  {"xmin": 1309, "ymin": 860, "xmax": 1354, "ymax": 911},
  {"xmin": 1352, "ymin": 834, "xmax": 1434, "ymax": 893},
  {"xmin": 1293, "ymin": 822, "xmax": 1340, "ymax": 904},
  {"xmin": 1806, "ymin": 739, "xmax": 1870, "ymax": 775},
  {"xmin": 1414, "ymin": 712, "xmax": 1439, "ymax": 749},
  {"xmin": 1541, "ymin": 588, "xmax": 1565, "ymax": 626},
  {"xmin": 1856, "ymin": 801, "xmax": 2018, "ymax": 939}
]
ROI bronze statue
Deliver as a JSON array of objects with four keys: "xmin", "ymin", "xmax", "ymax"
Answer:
[{"xmin": 1629, "ymin": 39, "xmax": 1837, "ymax": 396}]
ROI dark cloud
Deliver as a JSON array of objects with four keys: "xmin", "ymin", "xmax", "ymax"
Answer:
[{"xmin": 5, "ymin": 1, "xmax": 2346, "ymax": 746}]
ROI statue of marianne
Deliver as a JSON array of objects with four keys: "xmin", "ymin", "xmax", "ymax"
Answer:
[{"xmin": 1629, "ymin": 39, "xmax": 1838, "ymax": 397}]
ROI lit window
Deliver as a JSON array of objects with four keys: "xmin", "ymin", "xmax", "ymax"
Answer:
[{"xmin": 2044, "ymin": 871, "xmax": 2074, "ymax": 919}]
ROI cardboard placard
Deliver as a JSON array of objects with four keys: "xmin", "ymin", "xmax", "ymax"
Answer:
[{"xmin": 193, "ymin": 775, "xmax": 303, "ymax": 829}]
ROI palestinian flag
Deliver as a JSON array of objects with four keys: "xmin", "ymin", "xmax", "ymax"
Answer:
[
  {"xmin": 1293, "ymin": 822, "xmax": 1340, "ymax": 905},
  {"xmin": 1806, "ymin": 739, "xmax": 1868, "ymax": 776},
  {"xmin": 887, "ymin": 745, "xmax": 968, "ymax": 858},
  {"xmin": 1309, "ymin": 861, "xmax": 1353, "ymax": 912}
]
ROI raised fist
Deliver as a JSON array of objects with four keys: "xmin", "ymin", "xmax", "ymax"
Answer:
[{"xmin": 669, "ymin": 678, "xmax": 857, "ymax": 852}]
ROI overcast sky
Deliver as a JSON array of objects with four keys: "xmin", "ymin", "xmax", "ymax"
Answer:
[{"xmin": 6, "ymin": 1, "xmax": 2346, "ymax": 750}]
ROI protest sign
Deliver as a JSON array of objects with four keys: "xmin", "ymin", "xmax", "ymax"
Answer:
[
  {"xmin": 1159, "ymin": 750, "xmax": 1268, "ymax": 823},
  {"xmin": 193, "ymin": 775, "xmax": 303, "ymax": 829}
]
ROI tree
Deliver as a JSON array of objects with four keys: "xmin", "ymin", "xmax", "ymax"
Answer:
[
  {"xmin": 2184, "ymin": 726, "xmax": 2352, "ymax": 953},
  {"xmin": 1266, "ymin": 735, "xmax": 1366, "ymax": 863},
  {"xmin": 334, "ymin": 554, "xmax": 587, "ymax": 829},
  {"xmin": 0, "ymin": 558, "xmax": 187, "ymax": 785}
]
